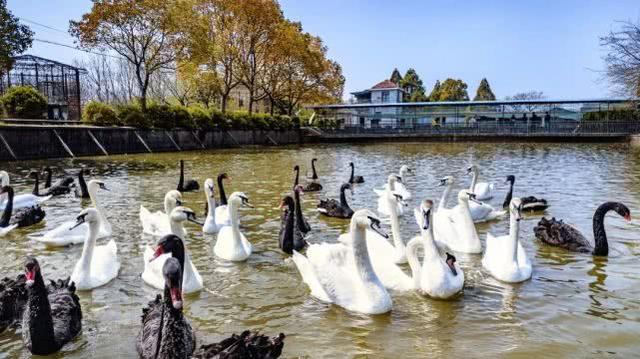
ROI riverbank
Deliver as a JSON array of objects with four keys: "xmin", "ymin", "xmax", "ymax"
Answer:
[{"xmin": 0, "ymin": 125, "xmax": 302, "ymax": 161}]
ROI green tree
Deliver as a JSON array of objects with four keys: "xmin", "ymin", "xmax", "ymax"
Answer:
[
  {"xmin": 431, "ymin": 78, "xmax": 469, "ymax": 101},
  {"xmin": 390, "ymin": 68, "xmax": 402, "ymax": 84},
  {"xmin": 428, "ymin": 80, "xmax": 441, "ymax": 102},
  {"xmin": 0, "ymin": 0, "xmax": 33, "ymax": 72},
  {"xmin": 473, "ymin": 78, "xmax": 496, "ymax": 101},
  {"xmin": 400, "ymin": 68, "xmax": 427, "ymax": 102}
]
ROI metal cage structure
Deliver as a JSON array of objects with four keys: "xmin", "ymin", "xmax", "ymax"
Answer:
[{"xmin": 0, "ymin": 55, "xmax": 86, "ymax": 121}]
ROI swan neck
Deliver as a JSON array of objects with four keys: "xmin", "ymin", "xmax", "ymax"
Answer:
[
  {"xmin": 503, "ymin": 181, "xmax": 514, "ymax": 208},
  {"xmin": 0, "ymin": 189, "xmax": 12, "ymax": 226},
  {"xmin": 78, "ymin": 171, "xmax": 89, "ymax": 197},
  {"xmin": 387, "ymin": 195, "xmax": 405, "ymax": 255},
  {"xmin": 178, "ymin": 162, "xmax": 184, "ymax": 189},
  {"xmin": 349, "ymin": 165, "xmax": 354, "ymax": 182},
  {"xmin": 508, "ymin": 212, "xmax": 520, "ymax": 263},
  {"xmin": 89, "ymin": 186, "xmax": 110, "ymax": 233},
  {"xmin": 294, "ymin": 168, "xmax": 299, "ymax": 186},
  {"xmin": 311, "ymin": 161, "xmax": 317, "ymax": 179},
  {"xmin": 423, "ymin": 223, "xmax": 441, "ymax": 260},
  {"xmin": 339, "ymin": 187, "xmax": 349, "ymax": 207},
  {"xmin": 351, "ymin": 224, "xmax": 377, "ymax": 283},
  {"xmin": 217, "ymin": 177, "xmax": 227, "ymax": 205},
  {"xmin": 469, "ymin": 171, "xmax": 478, "ymax": 192},
  {"xmin": 206, "ymin": 191, "xmax": 216, "ymax": 219},
  {"xmin": 439, "ymin": 183, "xmax": 452, "ymax": 210},
  {"xmin": 78, "ymin": 220, "xmax": 100, "ymax": 275},
  {"xmin": 170, "ymin": 219, "xmax": 186, "ymax": 239},
  {"xmin": 406, "ymin": 238, "xmax": 422, "ymax": 289},
  {"xmin": 44, "ymin": 170, "xmax": 51, "ymax": 188},
  {"xmin": 32, "ymin": 173, "xmax": 40, "ymax": 196},
  {"xmin": 592, "ymin": 204, "xmax": 612, "ymax": 256},
  {"xmin": 229, "ymin": 202, "xmax": 242, "ymax": 242}
]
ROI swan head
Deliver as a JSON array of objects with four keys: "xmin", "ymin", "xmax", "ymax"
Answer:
[
  {"xmin": 505, "ymin": 175, "xmax": 515, "ymax": 185},
  {"xmin": 165, "ymin": 190, "xmax": 183, "ymax": 207},
  {"xmin": 352, "ymin": 209, "xmax": 388, "ymax": 239},
  {"xmin": 458, "ymin": 190, "xmax": 480, "ymax": 204},
  {"xmin": 217, "ymin": 173, "xmax": 230, "ymax": 182},
  {"xmin": 445, "ymin": 252, "xmax": 459, "ymax": 276},
  {"xmin": 0, "ymin": 171, "xmax": 8, "ymax": 186},
  {"xmin": 387, "ymin": 174, "xmax": 401, "ymax": 187},
  {"xmin": 24, "ymin": 257, "xmax": 42, "ymax": 288},
  {"xmin": 349, "ymin": 162, "xmax": 354, "ymax": 168},
  {"xmin": 293, "ymin": 165, "xmax": 300, "ymax": 172},
  {"xmin": 170, "ymin": 206, "xmax": 203, "ymax": 225},
  {"xmin": 87, "ymin": 180, "xmax": 109, "ymax": 193},
  {"xmin": 312, "ymin": 158, "xmax": 318, "ymax": 163},
  {"xmin": 390, "ymin": 192, "xmax": 408, "ymax": 207},
  {"xmin": 150, "ymin": 234, "xmax": 184, "ymax": 263},
  {"xmin": 162, "ymin": 257, "xmax": 184, "ymax": 310},
  {"xmin": 439, "ymin": 176, "xmax": 454, "ymax": 187},
  {"xmin": 340, "ymin": 182, "xmax": 353, "ymax": 195},
  {"xmin": 399, "ymin": 165, "xmax": 412, "ymax": 178},
  {"xmin": 204, "ymin": 178, "xmax": 215, "ymax": 198},
  {"xmin": 70, "ymin": 208, "xmax": 99, "ymax": 230},
  {"xmin": 229, "ymin": 192, "xmax": 253, "ymax": 208},
  {"xmin": 509, "ymin": 198, "xmax": 524, "ymax": 221},
  {"xmin": 610, "ymin": 202, "xmax": 631, "ymax": 222},
  {"xmin": 414, "ymin": 199, "xmax": 433, "ymax": 230},
  {"xmin": 466, "ymin": 164, "xmax": 479, "ymax": 175},
  {"xmin": 279, "ymin": 195, "xmax": 295, "ymax": 211}
]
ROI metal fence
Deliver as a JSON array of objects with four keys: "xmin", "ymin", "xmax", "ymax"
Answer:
[{"xmin": 321, "ymin": 121, "xmax": 640, "ymax": 137}]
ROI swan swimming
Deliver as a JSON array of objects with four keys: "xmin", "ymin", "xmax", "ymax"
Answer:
[
  {"xmin": 482, "ymin": 198, "xmax": 532, "ymax": 283},
  {"xmin": 30, "ymin": 180, "xmax": 112, "ymax": 247},
  {"xmin": 467, "ymin": 164, "xmax": 495, "ymax": 201},
  {"xmin": 69, "ymin": 208, "xmax": 120, "ymax": 290},
  {"xmin": 0, "ymin": 171, "xmax": 51, "ymax": 211},
  {"xmin": 375, "ymin": 174, "xmax": 405, "ymax": 217},
  {"xmin": 292, "ymin": 209, "xmax": 393, "ymax": 315},
  {"xmin": 142, "ymin": 207, "xmax": 204, "ymax": 293},
  {"xmin": 202, "ymin": 178, "xmax": 218, "ymax": 234},
  {"xmin": 438, "ymin": 176, "xmax": 505, "ymax": 223},
  {"xmin": 213, "ymin": 192, "xmax": 253, "ymax": 261},
  {"xmin": 433, "ymin": 190, "xmax": 482, "ymax": 254},
  {"xmin": 139, "ymin": 190, "xmax": 183, "ymax": 237},
  {"xmin": 383, "ymin": 165, "xmax": 412, "ymax": 200}
]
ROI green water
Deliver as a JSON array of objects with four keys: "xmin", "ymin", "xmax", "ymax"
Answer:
[{"xmin": 1, "ymin": 142, "xmax": 640, "ymax": 358}]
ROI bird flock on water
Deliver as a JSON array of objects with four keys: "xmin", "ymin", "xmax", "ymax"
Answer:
[{"xmin": 0, "ymin": 156, "xmax": 632, "ymax": 357}]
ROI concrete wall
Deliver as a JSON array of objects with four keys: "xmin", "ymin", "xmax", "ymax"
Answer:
[{"xmin": 0, "ymin": 125, "xmax": 301, "ymax": 161}]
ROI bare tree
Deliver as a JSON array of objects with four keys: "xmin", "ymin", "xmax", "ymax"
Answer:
[
  {"xmin": 601, "ymin": 20, "xmax": 640, "ymax": 97},
  {"xmin": 74, "ymin": 54, "xmax": 139, "ymax": 105},
  {"xmin": 505, "ymin": 91, "xmax": 546, "ymax": 113}
]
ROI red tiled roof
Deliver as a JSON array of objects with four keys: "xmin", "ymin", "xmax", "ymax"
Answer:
[{"xmin": 371, "ymin": 80, "xmax": 399, "ymax": 90}]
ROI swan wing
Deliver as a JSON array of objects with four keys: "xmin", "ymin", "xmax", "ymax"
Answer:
[
  {"xmin": 47, "ymin": 278, "xmax": 82, "ymax": 345},
  {"xmin": 141, "ymin": 246, "xmax": 169, "ymax": 290},
  {"xmin": 474, "ymin": 182, "xmax": 494, "ymax": 200},
  {"xmin": 306, "ymin": 242, "xmax": 358, "ymax": 308},
  {"xmin": 31, "ymin": 220, "xmax": 88, "ymax": 247},
  {"xmin": 88, "ymin": 240, "xmax": 120, "ymax": 287},
  {"xmin": 214, "ymin": 226, "xmax": 250, "ymax": 261},
  {"xmin": 292, "ymin": 250, "xmax": 331, "ymax": 302},
  {"xmin": 139, "ymin": 205, "xmax": 172, "ymax": 236},
  {"xmin": 182, "ymin": 253, "xmax": 203, "ymax": 293},
  {"xmin": 534, "ymin": 217, "xmax": 590, "ymax": 250},
  {"xmin": 366, "ymin": 234, "xmax": 413, "ymax": 291}
]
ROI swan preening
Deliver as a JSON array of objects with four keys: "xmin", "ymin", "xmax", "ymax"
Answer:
[
  {"xmin": 69, "ymin": 208, "xmax": 120, "ymax": 290},
  {"xmin": 434, "ymin": 190, "xmax": 482, "ymax": 254},
  {"xmin": 292, "ymin": 210, "xmax": 393, "ymax": 314},
  {"xmin": 348, "ymin": 162, "xmax": 365, "ymax": 184},
  {"xmin": 177, "ymin": 159, "xmax": 200, "ymax": 192},
  {"xmin": 503, "ymin": 175, "xmax": 549, "ymax": 211},
  {"xmin": 467, "ymin": 164, "xmax": 494, "ymax": 201},
  {"xmin": 534, "ymin": 202, "xmax": 631, "ymax": 256},
  {"xmin": 140, "ymin": 190, "xmax": 183, "ymax": 237},
  {"xmin": 143, "ymin": 210, "xmax": 204, "ymax": 293},
  {"xmin": 482, "ymin": 198, "xmax": 532, "ymax": 283},
  {"xmin": 31, "ymin": 180, "xmax": 112, "ymax": 247},
  {"xmin": 317, "ymin": 183, "xmax": 354, "ymax": 218},
  {"xmin": 0, "ymin": 171, "xmax": 51, "ymax": 211},
  {"xmin": 214, "ymin": 192, "xmax": 253, "ymax": 261},
  {"xmin": 22, "ymin": 257, "xmax": 82, "ymax": 355}
]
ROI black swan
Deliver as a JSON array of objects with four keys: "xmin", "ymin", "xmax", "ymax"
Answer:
[
  {"xmin": 136, "ymin": 257, "xmax": 196, "ymax": 359},
  {"xmin": 503, "ymin": 175, "xmax": 548, "ymax": 211},
  {"xmin": 348, "ymin": 162, "xmax": 365, "ymax": 184},
  {"xmin": 42, "ymin": 167, "xmax": 74, "ymax": 194},
  {"xmin": 218, "ymin": 173, "xmax": 229, "ymax": 206},
  {"xmin": 534, "ymin": 202, "xmax": 631, "ymax": 256},
  {"xmin": 193, "ymin": 331, "xmax": 286, "ymax": 359},
  {"xmin": 31, "ymin": 170, "xmax": 71, "ymax": 197},
  {"xmin": 303, "ymin": 159, "xmax": 323, "ymax": 192},
  {"xmin": 22, "ymin": 257, "xmax": 82, "ymax": 355},
  {"xmin": 74, "ymin": 168, "xmax": 91, "ymax": 199},
  {"xmin": 278, "ymin": 195, "xmax": 307, "ymax": 254},
  {"xmin": 0, "ymin": 186, "xmax": 45, "ymax": 228},
  {"xmin": 317, "ymin": 183, "xmax": 354, "ymax": 219},
  {"xmin": 293, "ymin": 185, "xmax": 311, "ymax": 234},
  {"xmin": 177, "ymin": 160, "xmax": 200, "ymax": 192},
  {"xmin": 0, "ymin": 274, "xmax": 27, "ymax": 333}
]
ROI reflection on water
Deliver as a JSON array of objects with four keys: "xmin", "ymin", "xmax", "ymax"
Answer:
[{"xmin": 1, "ymin": 142, "xmax": 640, "ymax": 357}]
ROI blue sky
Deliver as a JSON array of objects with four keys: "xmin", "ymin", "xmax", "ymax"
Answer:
[{"xmin": 7, "ymin": 0, "xmax": 640, "ymax": 100}]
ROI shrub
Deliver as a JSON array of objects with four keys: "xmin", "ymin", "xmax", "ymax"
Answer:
[
  {"xmin": 582, "ymin": 108, "xmax": 640, "ymax": 122},
  {"xmin": 146, "ymin": 103, "xmax": 174, "ymax": 129},
  {"xmin": 171, "ymin": 104, "xmax": 194, "ymax": 129},
  {"xmin": 211, "ymin": 110, "xmax": 229, "ymax": 130},
  {"xmin": 1, "ymin": 86, "xmax": 47, "ymax": 119},
  {"xmin": 83, "ymin": 101, "xmax": 119, "ymax": 126},
  {"xmin": 116, "ymin": 104, "xmax": 150, "ymax": 128},
  {"xmin": 189, "ymin": 106, "xmax": 213, "ymax": 130}
]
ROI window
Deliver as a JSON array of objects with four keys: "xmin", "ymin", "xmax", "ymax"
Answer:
[{"xmin": 381, "ymin": 91, "xmax": 389, "ymax": 103}]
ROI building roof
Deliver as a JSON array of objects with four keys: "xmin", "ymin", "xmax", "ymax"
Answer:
[
  {"xmin": 12, "ymin": 54, "xmax": 87, "ymax": 73},
  {"xmin": 371, "ymin": 80, "xmax": 400, "ymax": 90}
]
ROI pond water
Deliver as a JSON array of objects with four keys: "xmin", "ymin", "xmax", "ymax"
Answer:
[{"xmin": 1, "ymin": 142, "xmax": 640, "ymax": 358}]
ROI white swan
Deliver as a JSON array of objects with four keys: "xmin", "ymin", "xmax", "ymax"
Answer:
[
  {"xmin": 213, "ymin": 192, "xmax": 253, "ymax": 261},
  {"xmin": 139, "ymin": 190, "xmax": 182, "ymax": 236},
  {"xmin": 406, "ymin": 200, "xmax": 464, "ymax": 298},
  {"xmin": 69, "ymin": 208, "xmax": 120, "ymax": 290},
  {"xmin": 30, "ymin": 180, "xmax": 112, "ymax": 247},
  {"xmin": 434, "ymin": 190, "xmax": 482, "ymax": 254},
  {"xmin": 142, "ymin": 206, "xmax": 204, "ymax": 293},
  {"xmin": 467, "ymin": 164, "xmax": 495, "ymax": 200},
  {"xmin": 0, "ymin": 170, "xmax": 52, "ymax": 211},
  {"xmin": 482, "ymin": 198, "xmax": 532, "ymax": 283},
  {"xmin": 202, "ymin": 178, "xmax": 218, "ymax": 234},
  {"xmin": 438, "ymin": 176, "xmax": 505, "ymax": 223},
  {"xmin": 292, "ymin": 209, "xmax": 393, "ymax": 315},
  {"xmin": 378, "ymin": 165, "xmax": 412, "ymax": 200},
  {"xmin": 339, "ymin": 189, "xmax": 408, "ymax": 265},
  {"xmin": 214, "ymin": 173, "xmax": 231, "ymax": 227},
  {"xmin": 375, "ymin": 174, "xmax": 405, "ymax": 216}
]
